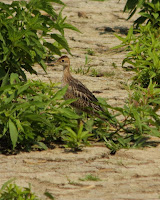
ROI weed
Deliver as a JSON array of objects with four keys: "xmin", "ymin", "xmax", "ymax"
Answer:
[
  {"xmin": 0, "ymin": 0, "xmax": 79, "ymax": 83},
  {"xmin": 124, "ymin": 0, "xmax": 160, "ymax": 28},
  {"xmin": 86, "ymin": 48, "xmax": 95, "ymax": 56},
  {"xmin": 0, "ymin": 74, "xmax": 80, "ymax": 151},
  {"xmin": 114, "ymin": 23, "xmax": 160, "ymax": 87},
  {"xmin": 91, "ymin": 69, "xmax": 115, "ymax": 77},
  {"xmin": 63, "ymin": 123, "xmax": 93, "ymax": 151},
  {"xmin": 90, "ymin": 69, "xmax": 100, "ymax": 77},
  {"xmin": 112, "ymin": 62, "xmax": 118, "ymax": 69},
  {"xmin": 66, "ymin": 177, "xmax": 80, "ymax": 186},
  {"xmin": 79, "ymin": 174, "xmax": 101, "ymax": 181},
  {"xmin": 73, "ymin": 55, "xmax": 93, "ymax": 75},
  {"xmin": 0, "ymin": 179, "xmax": 40, "ymax": 200},
  {"xmin": 0, "ymin": 179, "xmax": 55, "ymax": 200}
]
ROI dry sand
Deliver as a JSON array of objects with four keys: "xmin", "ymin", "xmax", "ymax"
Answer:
[{"xmin": 1, "ymin": 0, "xmax": 160, "ymax": 199}]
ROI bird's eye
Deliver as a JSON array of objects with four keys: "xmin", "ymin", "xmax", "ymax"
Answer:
[{"xmin": 61, "ymin": 60, "xmax": 64, "ymax": 62}]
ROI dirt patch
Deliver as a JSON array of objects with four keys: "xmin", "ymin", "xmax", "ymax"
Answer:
[
  {"xmin": 1, "ymin": 145, "xmax": 160, "ymax": 200},
  {"xmin": 1, "ymin": 0, "xmax": 160, "ymax": 199}
]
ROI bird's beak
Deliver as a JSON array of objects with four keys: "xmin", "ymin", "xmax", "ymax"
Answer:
[{"xmin": 47, "ymin": 60, "xmax": 59, "ymax": 66}]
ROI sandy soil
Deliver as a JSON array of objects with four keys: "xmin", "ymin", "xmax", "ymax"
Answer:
[{"xmin": 1, "ymin": 0, "xmax": 160, "ymax": 199}]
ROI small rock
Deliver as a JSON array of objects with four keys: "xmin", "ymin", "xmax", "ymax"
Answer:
[{"xmin": 78, "ymin": 11, "xmax": 88, "ymax": 18}]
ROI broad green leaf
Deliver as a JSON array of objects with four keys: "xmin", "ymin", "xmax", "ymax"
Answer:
[
  {"xmin": 77, "ymin": 123, "xmax": 83, "ymax": 138},
  {"xmin": 149, "ymin": 128, "xmax": 160, "ymax": 137},
  {"xmin": 9, "ymin": 118, "xmax": 19, "ymax": 149},
  {"xmin": 132, "ymin": 109, "xmax": 142, "ymax": 134},
  {"xmin": 124, "ymin": 0, "xmax": 138, "ymax": 12},
  {"xmin": 51, "ymin": 34, "xmax": 71, "ymax": 54},
  {"xmin": 139, "ymin": 12, "xmax": 152, "ymax": 20},
  {"xmin": 24, "ymin": 114, "xmax": 51, "ymax": 127},
  {"xmin": 44, "ymin": 191, "xmax": 55, "ymax": 200},
  {"xmin": 39, "ymin": 60, "xmax": 47, "ymax": 72},
  {"xmin": 117, "ymin": 137, "xmax": 127, "ymax": 147},
  {"xmin": 0, "ymin": 32, "xmax": 5, "ymax": 43},
  {"xmin": 0, "ymin": 178, "xmax": 16, "ymax": 191},
  {"xmin": 10, "ymin": 73, "xmax": 20, "ymax": 84},
  {"xmin": 53, "ymin": 86, "xmax": 67, "ymax": 100},
  {"xmin": 17, "ymin": 83, "xmax": 30, "ymax": 95},
  {"xmin": 2, "ymin": 126, "xmax": 8, "ymax": 137},
  {"xmin": 4, "ymin": 92, "xmax": 17, "ymax": 104},
  {"xmin": 0, "ymin": 68, "xmax": 7, "ymax": 81},
  {"xmin": 66, "ymin": 127, "xmax": 77, "ymax": 137},
  {"xmin": 1, "ymin": 70, "xmax": 9, "ymax": 87},
  {"xmin": 15, "ymin": 119, "xmax": 24, "ymax": 133},
  {"xmin": 114, "ymin": 34, "xmax": 126, "ymax": 42},
  {"xmin": 34, "ymin": 141, "xmax": 48, "ymax": 150},
  {"xmin": 62, "ymin": 23, "xmax": 81, "ymax": 33},
  {"xmin": 152, "ymin": 13, "xmax": 159, "ymax": 20},
  {"xmin": 59, "ymin": 98, "xmax": 76, "ymax": 107},
  {"xmin": 126, "ymin": 26, "xmax": 134, "ymax": 40},
  {"xmin": 43, "ymin": 42, "xmax": 61, "ymax": 56},
  {"xmin": 59, "ymin": 108, "xmax": 79, "ymax": 119}
]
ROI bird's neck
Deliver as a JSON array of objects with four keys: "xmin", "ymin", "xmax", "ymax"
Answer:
[
  {"xmin": 62, "ymin": 66, "xmax": 71, "ymax": 86},
  {"xmin": 63, "ymin": 65, "xmax": 71, "ymax": 76}
]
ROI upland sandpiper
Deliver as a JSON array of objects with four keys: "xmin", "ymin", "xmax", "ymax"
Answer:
[{"xmin": 54, "ymin": 56, "xmax": 103, "ymax": 117}]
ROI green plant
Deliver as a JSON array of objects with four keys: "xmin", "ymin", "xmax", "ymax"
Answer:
[
  {"xmin": 104, "ymin": 79, "xmax": 160, "ymax": 153},
  {"xmin": 86, "ymin": 48, "xmax": 95, "ymax": 56},
  {"xmin": 0, "ymin": 179, "xmax": 55, "ymax": 200},
  {"xmin": 79, "ymin": 174, "xmax": 101, "ymax": 181},
  {"xmin": 0, "ymin": 179, "xmax": 40, "ymax": 200},
  {"xmin": 1, "ymin": 72, "xmax": 160, "ymax": 153},
  {"xmin": 0, "ymin": 73, "xmax": 80, "ymax": 151},
  {"xmin": 124, "ymin": 0, "xmax": 160, "ymax": 28},
  {"xmin": 115, "ymin": 23, "xmax": 160, "ymax": 87},
  {"xmin": 72, "ymin": 55, "xmax": 93, "ymax": 75},
  {"xmin": 66, "ymin": 176, "xmax": 80, "ymax": 186},
  {"xmin": 124, "ymin": 80, "xmax": 160, "ymax": 135},
  {"xmin": 63, "ymin": 122, "xmax": 93, "ymax": 151},
  {"xmin": 90, "ymin": 68, "xmax": 100, "ymax": 77},
  {"xmin": 0, "ymin": 0, "xmax": 79, "ymax": 83},
  {"xmin": 90, "ymin": 69, "xmax": 115, "ymax": 77}
]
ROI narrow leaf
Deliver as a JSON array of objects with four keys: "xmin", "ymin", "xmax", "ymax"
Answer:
[
  {"xmin": 9, "ymin": 118, "xmax": 19, "ymax": 149},
  {"xmin": 51, "ymin": 34, "xmax": 70, "ymax": 53}
]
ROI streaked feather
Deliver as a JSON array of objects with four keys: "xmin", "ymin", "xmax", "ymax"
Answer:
[{"xmin": 56, "ymin": 56, "xmax": 103, "ymax": 115}]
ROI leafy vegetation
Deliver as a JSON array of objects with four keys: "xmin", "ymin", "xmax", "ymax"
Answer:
[
  {"xmin": 72, "ymin": 55, "xmax": 93, "ymax": 75},
  {"xmin": 115, "ymin": 23, "xmax": 160, "ymax": 87},
  {"xmin": 124, "ymin": 0, "xmax": 160, "ymax": 28},
  {"xmin": 86, "ymin": 48, "xmax": 95, "ymax": 56},
  {"xmin": 0, "ymin": 0, "xmax": 79, "ymax": 82},
  {"xmin": 0, "ymin": 0, "xmax": 160, "ymax": 155},
  {"xmin": 0, "ymin": 0, "xmax": 84, "ymax": 152},
  {"xmin": 0, "ymin": 179, "xmax": 54, "ymax": 200},
  {"xmin": 90, "ymin": 69, "xmax": 115, "ymax": 77},
  {"xmin": 2, "ymin": 72, "xmax": 160, "ymax": 153},
  {"xmin": 106, "ymin": 0, "xmax": 160, "ymax": 153},
  {"xmin": 0, "ymin": 74, "xmax": 81, "ymax": 151},
  {"xmin": 63, "ymin": 123, "xmax": 93, "ymax": 151}
]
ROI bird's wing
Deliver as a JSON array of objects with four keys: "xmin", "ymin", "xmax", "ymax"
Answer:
[
  {"xmin": 67, "ymin": 77, "xmax": 103, "ymax": 112},
  {"xmin": 69, "ymin": 77, "xmax": 98, "ymax": 102}
]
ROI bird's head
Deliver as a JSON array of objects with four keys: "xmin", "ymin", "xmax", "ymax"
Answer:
[{"xmin": 54, "ymin": 56, "xmax": 70, "ymax": 69}]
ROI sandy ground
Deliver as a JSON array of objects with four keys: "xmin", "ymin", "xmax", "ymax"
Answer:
[{"xmin": 1, "ymin": 0, "xmax": 160, "ymax": 199}]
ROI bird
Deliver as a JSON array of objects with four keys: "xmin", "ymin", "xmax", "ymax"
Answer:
[{"xmin": 53, "ymin": 55, "xmax": 104, "ymax": 118}]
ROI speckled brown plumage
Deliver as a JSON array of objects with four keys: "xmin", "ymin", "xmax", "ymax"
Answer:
[{"xmin": 55, "ymin": 56, "xmax": 103, "ymax": 115}]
